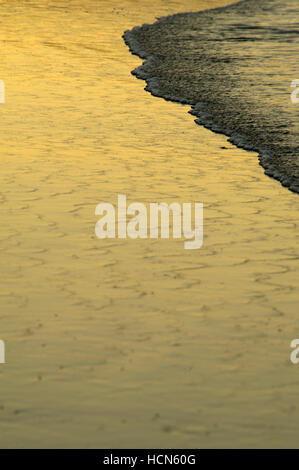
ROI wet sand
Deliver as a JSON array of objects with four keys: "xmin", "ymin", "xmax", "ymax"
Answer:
[{"xmin": 0, "ymin": 0, "xmax": 299, "ymax": 448}]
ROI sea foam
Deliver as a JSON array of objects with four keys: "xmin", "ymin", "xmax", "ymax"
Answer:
[{"xmin": 124, "ymin": 0, "xmax": 299, "ymax": 194}]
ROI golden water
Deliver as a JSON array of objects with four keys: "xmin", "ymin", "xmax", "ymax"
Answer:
[{"xmin": 0, "ymin": 0, "xmax": 299, "ymax": 448}]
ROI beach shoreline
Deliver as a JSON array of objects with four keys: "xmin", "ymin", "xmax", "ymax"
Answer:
[
  {"xmin": 123, "ymin": 0, "xmax": 299, "ymax": 194},
  {"xmin": 0, "ymin": 0, "xmax": 298, "ymax": 448}
]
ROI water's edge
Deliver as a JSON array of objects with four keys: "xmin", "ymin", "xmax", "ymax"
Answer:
[{"xmin": 122, "ymin": 0, "xmax": 298, "ymax": 195}]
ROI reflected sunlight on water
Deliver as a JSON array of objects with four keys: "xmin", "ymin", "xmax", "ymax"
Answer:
[{"xmin": 0, "ymin": 0, "xmax": 298, "ymax": 448}]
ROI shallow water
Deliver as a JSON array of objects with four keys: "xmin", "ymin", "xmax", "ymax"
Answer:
[
  {"xmin": 0, "ymin": 0, "xmax": 299, "ymax": 448},
  {"xmin": 124, "ymin": 0, "xmax": 299, "ymax": 192}
]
